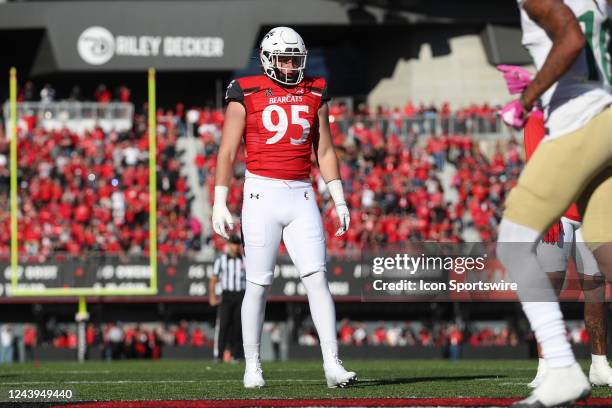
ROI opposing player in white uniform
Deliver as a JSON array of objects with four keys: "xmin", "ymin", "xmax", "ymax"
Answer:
[
  {"xmin": 497, "ymin": 70, "xmax": 612, "ymax": 388},
  {"xmin": 212, "ymin": 27, "xmax": 356, "ymax": 389},
  {"xmin": 497, "ymin": 0, "xmax": 612, "ymax": 406},
  {"xmin": 531, "ymin": 216, "xmax": 612, "ymax": 388}
]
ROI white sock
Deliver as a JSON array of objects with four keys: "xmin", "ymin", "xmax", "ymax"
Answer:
[
  {"xmin": 241, "ymin": 280, "xmax": 269, "ymax": 360},
  {"xmin": 243, "ymin": 344, "xmax": 260, "ymax": 362},
  {"xmin": 592, "ymin": 354, "xmax": 609, "ymax": 367},
  {"xmin": 320, "ymin": 341, "xmax": 339, "ymax": 366},
  {"xmin": 537, "ymin": 357, "xmax": 547, "ymax": 373},
  {"xmin": 301, "ymin": 272, "xmax": 339, "ymax": 365},
  {"xmin": 497, "ymin": 219, "xmax": 575, "ymax": 369},
  {"xmin": 523, "ymin": 302, "xmax": 575, "ymax": 368}
]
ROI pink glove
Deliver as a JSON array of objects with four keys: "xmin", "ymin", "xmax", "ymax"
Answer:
[
  {"xmin": 497, "ymin": 65, "xmax": 533, "ymax": 95},
  {"xmin": 499, "ymin": 99, "xmax": 527, "ymax": 129}
]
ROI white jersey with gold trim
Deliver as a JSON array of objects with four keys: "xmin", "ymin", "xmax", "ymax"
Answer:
[{"xmin": 518, "ymin": 0, "xmax": 612, "ymax": 139}]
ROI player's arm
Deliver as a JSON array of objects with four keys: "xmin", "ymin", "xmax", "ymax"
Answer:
[
  {"xmin": 208, "ymin": 275, "xmax": 220, "ymax": 306},
  {"xmin": 315, "ymin": 103, "xmax": 341, "ymax": 183},
  {"xmin": 215, "ymin": 101, "xmax": 245, "ymax": 188},
  {"xmin": 519, "ymin": 0, "xmax": 586, "ymax": 110},
  {"xmin": 212, "ymin": 101, "xmax": 245, "ymax": 239},
  {"xmin": 315, "ymin": 102, "xmax": 350, "ymax": 236}
]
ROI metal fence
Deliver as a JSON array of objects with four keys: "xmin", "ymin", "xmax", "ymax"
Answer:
[
  {"xmin": 3, "ymin": 102, "xmax": 134, "ymax": 135},
  {"xmin": 333, "ymin": 114, "xmax": 508, "ymax": 140}
]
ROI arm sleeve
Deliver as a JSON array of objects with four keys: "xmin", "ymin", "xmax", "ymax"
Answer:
[{"xmin": 224, "ymin": 79, "xmax": 244, "ymax": 105}]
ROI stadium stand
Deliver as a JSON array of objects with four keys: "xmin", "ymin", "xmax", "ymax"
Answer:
[
  {"xmin": 1, "ymin": 83, "xmax": 521, "ymax": 260},
  {"xmin": 0, "ymin": 82, "xmax": 534, "ymax": 360}
]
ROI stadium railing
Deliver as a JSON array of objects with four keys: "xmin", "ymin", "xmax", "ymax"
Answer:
[
  {"xmin": 332, "ymin": 114, "xmax": 506, "ymax": 139},
  {"xmin": 2, "ymin": 101, "xmax": 134, "ymax": 134}
]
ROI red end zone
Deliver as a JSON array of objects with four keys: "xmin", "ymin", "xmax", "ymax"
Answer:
[{"xmin": 56, "ymin": 397, "xmax": 612, "ymax": 408}]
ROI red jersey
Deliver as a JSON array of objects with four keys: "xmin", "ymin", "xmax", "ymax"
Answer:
[
  {"xmin": 225, "ymin": 75, "xmax": 329, "ymax": 180},
  {"xmin": 524, "ymin": 111, "xmax": 580, "ymax": 221}
]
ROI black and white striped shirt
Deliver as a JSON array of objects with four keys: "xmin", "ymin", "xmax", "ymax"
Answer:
[{"xmin": 213, "ymin": 254, "xmax": 246, "ymax": 292}]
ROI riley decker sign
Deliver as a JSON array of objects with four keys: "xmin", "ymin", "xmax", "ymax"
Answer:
[{"xmin": 77, "ymin": 26, "xmax": 224, "ymax": 66}]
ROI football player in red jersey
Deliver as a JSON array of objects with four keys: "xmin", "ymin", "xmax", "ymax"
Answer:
[
  {"xmin": 522, "ymin": 109, "xmax": 611, "ymax": 389},
  {"xmin": 212, "ymin": 27, "xmax": 356, "ymax": 389}
]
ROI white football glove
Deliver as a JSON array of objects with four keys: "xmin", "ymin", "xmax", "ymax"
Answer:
[
  {"xmin": 212, "ymin": 186, "xmax": 234, "ymax": 240},
  {"xmin": 335, "ymin": 203, "xmax": 350, "ymax": 237},
  {"xmin": 327, "ymin": 179, "xmax": 350, "ymax": 237}
]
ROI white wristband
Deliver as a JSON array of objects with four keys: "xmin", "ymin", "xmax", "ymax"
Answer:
[
  {"xmin": 327, "ymin": 179, "xmax": 346, "ymax": 206},
  {"xmin": 214, "ymin": 186, "xmax": 229, "ymax": 207}
]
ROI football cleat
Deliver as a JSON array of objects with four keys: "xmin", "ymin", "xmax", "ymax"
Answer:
[
  {"xmin": 589, "ymin": 362, "xmax": 612, "ymax": 387},
  {"xmin": 512, "ymin": 363, "xmax": 591, "ymax": 407},
  {"xmin": 243, "ymin": 356, "xmax": 265, "ymax": 389},
  {"xmin": 323, "ymin": 354, "xmax": 357, "ymax": 388}
]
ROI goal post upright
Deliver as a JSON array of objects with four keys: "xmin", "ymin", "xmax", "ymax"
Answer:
[
  {"xmin": 148, "ymin": 67, "xmax": 158, "ymax": 292},
  {"xmin": 9, "ymin": 68, "xmax": 158, "ymax": 298},
  {"xmin": 9, "ymin": 67, "xmax": 18, "ymax": 291}
]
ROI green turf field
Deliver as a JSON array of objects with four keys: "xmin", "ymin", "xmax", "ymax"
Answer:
[{"xmin": 0, "ymin": 359, "xmax": 610, "ymax": 402}]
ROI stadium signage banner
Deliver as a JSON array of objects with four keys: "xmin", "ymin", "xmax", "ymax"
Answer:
[
  {"xmin": 0, "ymin": 1, "xmax": 351, "ymax": 73},
  {"xmin": 0, "ymin": 249, "xmax": 606, "ymax": 301},
  {"xmin": 77, "ymin": 26, "xmax": 224, "ymax": 66},
  {"xmin": 0, "ymin": 258, "xmax": 360, "ymax": 300}
]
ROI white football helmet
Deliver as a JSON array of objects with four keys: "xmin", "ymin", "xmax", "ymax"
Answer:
[{"xmin": 260, "ymin": 27, "xmax": 308, "ymax": 86}]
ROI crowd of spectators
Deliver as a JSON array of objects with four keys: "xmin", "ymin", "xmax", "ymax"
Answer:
[
  {"xmin": 299, "ymin": 319, "xmax": 590, "ymax": 349},
  {"xmin": 2, "ymin": 79, "xmax": 523, "ymax": 259},
  {"xmin": 9, "ymin": 319, "xmax": 590, "ymax": 359},
  {"xmin": 198, "ymin": 101, "xmax": 522, "ymax": 255},
  {"xmin": 334, "ymin": 319, "xmax": 519, "ymax": 347},
  {"xmin": 0, "ymin": 103, "xmax": 201, "ymax": 260},
  {"xmin": 18, "ymin": 82, "xmax": 131, "ymax": 104},
  {"xmin": 25, "ymin": 320, "xmax": 212, "ymax": 360}
]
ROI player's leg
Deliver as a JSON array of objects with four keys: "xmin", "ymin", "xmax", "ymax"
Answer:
[
  {"xmin": 577, "ymin": 169, "xmax": 612, "ymax": 386},
  {"xmin": 580, "ymin": 166, "xmax": 612, "ymax": 281},
  {"xmin": 576, "ymin": 248, "xmax": 610, "ymax": 385},
  {"xmin": 283, "ymin": 184, "xmax": 356, "ymax": 388},
  {"xmin": 217, "ymin": 301, "xmax": 234, "ymax": 362},
  {"xmin": 241, "ymin": 281, "xmax": 269, "ymax": 387},
  {"xmin": 240, "ymin": 179, "xmax": 284, "ymax": 388},
  {"xmin": 213, "ymin": 307, "xmax": 221, "ymax": 361},
  {"xmin": 497, "ymin": 108, "xmax": 612, "ymax": 406},
  {"xmin": 231, "ymin": 293, "xmax": 245, "ymax": 361},
  {"xmin": 529, "ymin": 223, "xmax": 572, "ymax": 388}
]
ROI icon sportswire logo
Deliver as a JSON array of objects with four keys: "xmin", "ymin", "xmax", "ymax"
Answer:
[{"xmin": 77, "ymin": 26, "xmax": 115, "ymax": 65}]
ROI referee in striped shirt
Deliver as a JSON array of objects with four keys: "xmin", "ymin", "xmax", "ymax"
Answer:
[{"xmin": 209, "ymin": 235, "xmax": 246, "ymax": 362}]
